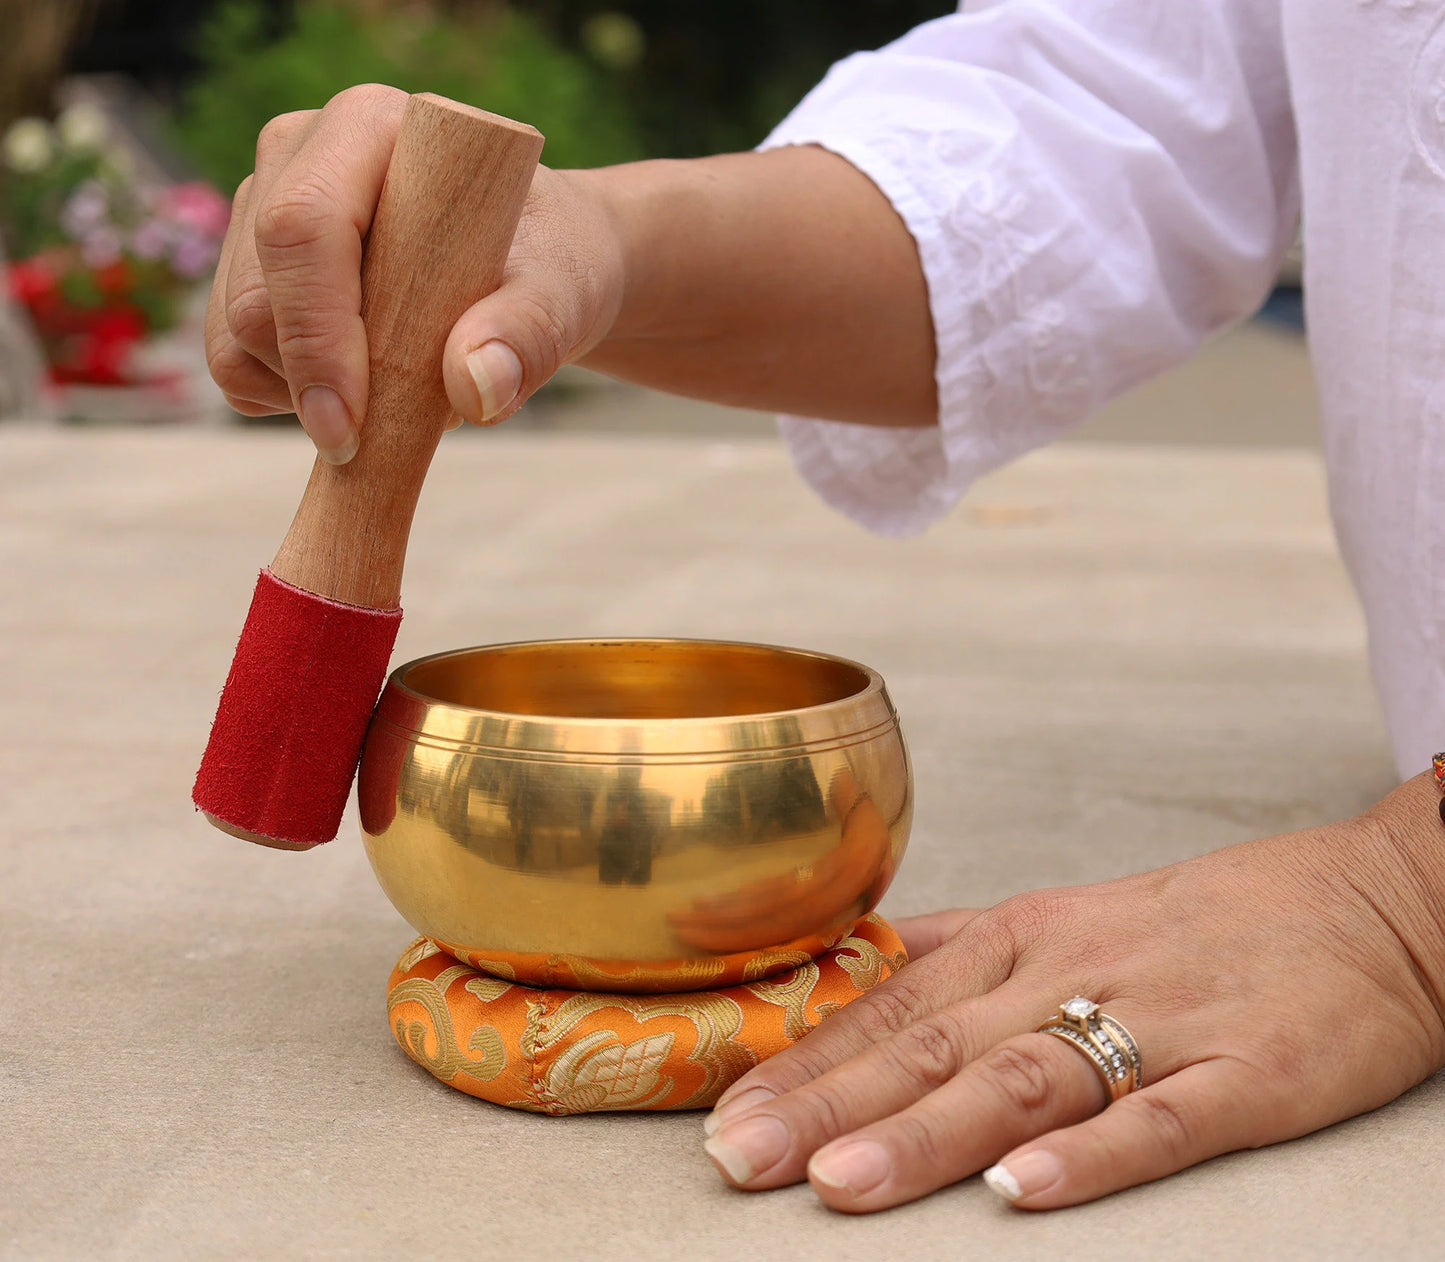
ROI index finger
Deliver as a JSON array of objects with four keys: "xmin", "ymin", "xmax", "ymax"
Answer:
[
  {"xmin": 706, "ymin": 912, "xmax": 1015, "ymax": 1127},
  {"xmin": 252, "ymin": 83, "xmax": 407, "ymax": 463},
  {"xmin": 893, "ymin": 907, "xmax": 985, "ymax": 958}
]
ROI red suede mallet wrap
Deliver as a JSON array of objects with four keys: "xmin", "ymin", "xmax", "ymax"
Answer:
[
  {"xmin": 191, "ymin": 97, "xmax": 543, "ymax": 852},
  {"xmin": 194, "ymin": 569, "xmax": 402, "ymax": 848}
]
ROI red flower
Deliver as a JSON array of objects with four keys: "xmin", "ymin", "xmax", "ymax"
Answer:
[
  {"xmin": 9, "ymin": 257, "xmax": 57, "ymax": 305},
  {"xmin": 94, "ymin": 259, "xmax": 134, "ymax": 298},
  {"xmin": 49, "ymin": 307, "xmax": 146, "ymax": 385},
  {"xmin": 82, "ymin": 308, "xmax": 144, "ymax": 383}
]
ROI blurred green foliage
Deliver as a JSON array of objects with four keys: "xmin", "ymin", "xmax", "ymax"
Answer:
[
  {"xmin": 538, "ymin": 0, "xmax": 956, "ymax": 156},
  {"xmin": 172, "ymin": 1, "xmax": 643, "ymax": 191},
  {"xmin": 171, "ymin": 0, "xmax": 955, "ymax": 187}
]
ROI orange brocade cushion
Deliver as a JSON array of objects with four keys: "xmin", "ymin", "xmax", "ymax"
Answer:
[{"xmin": 387, "ymin": 915, "xmax": 907, "ymax": 1114}]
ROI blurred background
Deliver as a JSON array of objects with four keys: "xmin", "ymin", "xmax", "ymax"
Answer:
[{"xmin": 0, "ymin": 0, "xmax": 1310, "ymax": 439}]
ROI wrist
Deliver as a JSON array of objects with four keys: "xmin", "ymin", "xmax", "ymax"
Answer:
[
  {"xmin": 1346, "ymin": 771, "xmax": 1445, "ymax": 1028},
  {"xmin": 566, "ymin": 157, "xmax": 679, "ymax": 346}
]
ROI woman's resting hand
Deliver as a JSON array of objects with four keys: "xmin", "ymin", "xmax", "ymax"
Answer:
[{"xmin": 702, "ymin": 773, "xmax": 1445, "ymax": 1211}]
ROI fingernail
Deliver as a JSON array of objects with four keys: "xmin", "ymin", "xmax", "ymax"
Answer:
[
  {"xmin": 983, "ymin": 1150, "xmax": 1062, "ymax": 1202},
  {"xmin": 466, "ymin": 340, "xmax": 522, "ymax": 422},
  {"xmin": 703, "ymin": 1085, "xmax": 775, "ymax": 1136},
  {"xmin": 702, "ymin": 1115, "xmax": 789, "ymax": 1186},
  {"xmin": 444, "ymin": 411, "xmax": 463, "ymax": 432},
  {"xmin": 299, "ymin": 385, "xmax": 358, "ymax": 465},
  {"xmin": 809, "ymin": 1141, "xmax": 890, "ymax": 1195}
]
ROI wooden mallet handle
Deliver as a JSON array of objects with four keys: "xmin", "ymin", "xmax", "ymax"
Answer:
[
  {"xmin": 194, "ymin": 95, "xmax": 543, "ymax": 849},
  {"xmin": 274, "ymin": 94, "xmax": 543, "ymax": 607}
]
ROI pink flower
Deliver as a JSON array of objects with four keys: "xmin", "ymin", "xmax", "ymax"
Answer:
[
  {"xmin": 158, "ymin": 181, "xmax": 230, "ymax": 241},
  {"xmin": 171, "ymin": 233, "xmax": 219, "ymax": 279},
  {"xmin": 130, "ymin": 218, "xmax": 172, "ymax": 261}
]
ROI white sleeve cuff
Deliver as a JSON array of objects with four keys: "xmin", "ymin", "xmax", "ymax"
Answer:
[{"xmin": 757, "ymin": 3, "xmax": 1295, "ymax": 536}]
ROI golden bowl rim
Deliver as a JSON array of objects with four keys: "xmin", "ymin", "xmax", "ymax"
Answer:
[{"xmin": 384, "ymin": 636, "xmax": 889, "ymax": 729}]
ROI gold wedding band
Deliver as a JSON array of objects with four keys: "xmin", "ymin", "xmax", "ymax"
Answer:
[{"xmin": 1037, "ymin": 996, "xmax": 1142, "ymax": 1103}]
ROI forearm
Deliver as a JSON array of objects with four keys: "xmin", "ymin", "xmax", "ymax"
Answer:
[{"xmin": 573, "ymin": 147, "xmax": 938, "ymax": 427}]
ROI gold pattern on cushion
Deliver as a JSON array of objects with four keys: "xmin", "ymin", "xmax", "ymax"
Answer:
[
  {"xmin": 541, "ymin": 1029, "xmax": 677, "ymax": 1112},
  {"xmin": 837, "ymin": 930, "xmax": 909, "ymax": 991},
  {"xmin": 747, "ymin": 962, "xmax": 822, "ymax": 1042},
  {"xmin": 386, "ymin": 914, "xmax": 908, "ymax": 1114}
]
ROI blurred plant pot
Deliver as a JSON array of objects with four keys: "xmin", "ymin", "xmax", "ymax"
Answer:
[
  {"xmin": 3, "ymin": 110, "xmax": 230, "ymax": 423},
  {"xmin": 9, "ymin": 253, "xmax": 197, "ymax": 422}
]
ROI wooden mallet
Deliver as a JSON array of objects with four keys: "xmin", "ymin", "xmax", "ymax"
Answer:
[{"xmin": 194, "ymin": 94, "xmax": 543, "ymax": 849}]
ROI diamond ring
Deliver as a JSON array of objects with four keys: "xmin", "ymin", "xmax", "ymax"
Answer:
[{"xmin": 1037, "ymin": 996, "xmax": 1142, "ymax": 1103}]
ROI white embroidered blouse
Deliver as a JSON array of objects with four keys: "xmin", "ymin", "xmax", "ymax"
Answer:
[{"xmin": 762, "ymin": 0, "xmax": 1445, "ymax": 779}]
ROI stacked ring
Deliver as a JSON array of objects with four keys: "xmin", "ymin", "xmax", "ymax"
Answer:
[
  {"xmin": 1432, "ymin": 752, "xmax": 1445, "ymax": 824},
  {"xmin": 1038, "ymin": 996, "xmax": 1142, "ymax": 1103}
]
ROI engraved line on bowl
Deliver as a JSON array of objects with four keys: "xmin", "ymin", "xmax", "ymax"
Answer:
[
  {"xmin": 384, "ymin": 683, "xmax": 895, "ymax": 731},
  {"xmin": 366, "ymin": 716, "xmax": 902, "ymax": 765}
]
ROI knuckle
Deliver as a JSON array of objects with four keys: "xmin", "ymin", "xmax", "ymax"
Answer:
[
  {"xmin": 224, "ymin": 280, "xmax": 274, "ymax": 351},
  {"xmin": 759, "ymin": 1043, "xmax": 834, "ymax": 1094},
  {"xmin": 949, "ymin": 909, "xmax": 1020, "ymax": 977},
  {"xmin": 789, "ymin": 1082, "xmax": 853, "ymax": 1141},
  {"xmin": 994, "ymin": 891, "xmax": 1068, "ymax": 944},
  {"xmin": 886, "ymin": 1017, "xmax": 963, "ymax": 1090},
  {"xmin": 1248, "ymin": 1033, "xmax": 1309, "ymax": 1084},
  {"xmin": 888, "ymin": 1109, "xmax": 952, "ymax": 1172},
  {"xmin": 1129, "ymin": 975, "xmax": 1227, "ymax": 1016},
  {"xmin": 205, "ymin": 330, "xmax": 237, "ymax": 379},
  {"xmin": 1122, "ymin": 1091, "xmax": 1197, "ymax": 1161},
  {"xmin": 256, "ymin": 110, "xmax": 312, "ymax": 158},
  {"xmin": 274, "ymin": 319, "xmax": 343, "ymax": 365},
  {"xmin": 327, "ymin": 82, "xmax": 407, "ymax": 116},
  {"xmin": 978, "ymin": 1042, "xmax": 1055, "ymax": 1116},
  {"xmin": 511, "ymin": 291, "xmax": 571, "ymax": 382},
  {"xmin": 1218, "ymin": 1049, "xmax": 1311, "ymax": 1137},
  {"xmin": 206, "ymin": 340, "xmax": 285, "ymax": 413},
  {"xmin": 848, "ymin": 977, "xmax": 934, "ymax": 1042},
  {"xmin": 254, "ymin": 186, "xmax": 332, "ymax": 256}
]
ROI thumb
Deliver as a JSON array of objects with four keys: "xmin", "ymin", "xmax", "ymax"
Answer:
[{"xmin": 442, "ymin": 269, "xmax": 595, "ymax": 427}]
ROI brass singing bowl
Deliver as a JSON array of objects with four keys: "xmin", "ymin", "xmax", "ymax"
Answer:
[{"xmin": 357, "ymin": 638, "xmax": 912, "ymax": 992}]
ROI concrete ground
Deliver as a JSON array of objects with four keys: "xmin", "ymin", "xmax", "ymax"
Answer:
[{"xmin": 5, "ymin": 322, "xmax": 1441, "ymax": 1261}]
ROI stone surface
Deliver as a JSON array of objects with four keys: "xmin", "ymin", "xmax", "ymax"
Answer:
[{"xmin": 2, "ymin": 424, "xmax": 1441, "ymax": 1262}]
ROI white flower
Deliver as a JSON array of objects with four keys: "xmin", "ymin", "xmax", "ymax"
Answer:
[
  {"xmin": 56, "ymin": 102, "xmax": 108, "ymax": 153},
  {"xmin": 60, "ymin": 179, "xmax": 110, "ymax": 239},
  {"xmin": 3, "ymin": 118, "xmax": 53, "ymax": 173}
]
